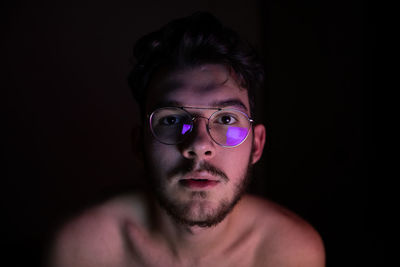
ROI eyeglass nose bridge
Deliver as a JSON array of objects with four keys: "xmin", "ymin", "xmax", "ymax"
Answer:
[
  {"xmin": 189, "ymin": 114, "xmax": 212, "ymax": 133},
  {"xmin": 191, "ymin": 114, "xmax": 210, "ymax": 122}
]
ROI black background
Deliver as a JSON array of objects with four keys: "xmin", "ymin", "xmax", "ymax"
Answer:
[{"xmin": 4, "ymin": 1, "xmax": 377, "ymax": 266}]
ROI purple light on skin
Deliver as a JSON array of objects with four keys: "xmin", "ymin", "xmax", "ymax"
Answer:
[
  {"xmin": 181, "ymin": 124, "xmax": 191, "ymax": 135},
  {"xmin": 226, "ymin": 127, "xmax": 247, "ymax": 146}
]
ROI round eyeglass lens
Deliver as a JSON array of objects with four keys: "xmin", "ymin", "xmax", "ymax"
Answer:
[
  {"xmin": 150, "ymin": 107, "xmax": 193, "ymax": 145},
  {"xmin": 208, "ymin": 109, "xmax": 251, "ymax": 147}
]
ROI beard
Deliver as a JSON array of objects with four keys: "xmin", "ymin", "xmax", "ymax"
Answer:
[{"xmin": 145, "ymin": 157, "xmax": 254, "ymax": 228}]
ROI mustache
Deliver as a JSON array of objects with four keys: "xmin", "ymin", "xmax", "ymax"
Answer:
[{"xmin": 167, "ymin": 160, "xmax": 229, "ymax": 182}]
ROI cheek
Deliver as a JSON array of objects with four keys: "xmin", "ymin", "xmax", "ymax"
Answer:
[
  {"xmin": 144, "ymin": 139, "xmax": 180, "ymax": 174},
  {"xmin": 219, "ymin": 142, "xmax": 252, "ymax": 179}
]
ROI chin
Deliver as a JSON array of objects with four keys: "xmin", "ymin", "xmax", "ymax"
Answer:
[{"xmin": 158, "ymin": 189, "xmax": 241, "ymax": 228}]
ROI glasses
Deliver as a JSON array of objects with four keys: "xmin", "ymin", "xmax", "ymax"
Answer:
[{"xmin": 148, "ymin": 106, "xmax": 254, "ymax": 147}]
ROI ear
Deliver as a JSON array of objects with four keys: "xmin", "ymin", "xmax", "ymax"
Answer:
[{"xmin": 251, "ymin": 124, "xmax": 266, "ymax": 164}]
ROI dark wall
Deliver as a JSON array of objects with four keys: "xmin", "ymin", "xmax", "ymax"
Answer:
[{"xmin": 4, "ymin": 1, "xmax": 375, "ymax": 266}]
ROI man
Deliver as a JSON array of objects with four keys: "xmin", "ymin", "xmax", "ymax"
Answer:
[{"xmin": 48, "ymin": 12, "xmax": 325, "ymax": 267}]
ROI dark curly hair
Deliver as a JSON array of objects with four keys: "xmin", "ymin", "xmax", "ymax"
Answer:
[{"xmin": 128, "ymin": 12, "xmax": 265, "ymax": 118}]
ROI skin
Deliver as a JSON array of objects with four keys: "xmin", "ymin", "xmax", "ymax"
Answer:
[{"xmin": 48, "ymin": 64, "xmax": 325, "ymax": 267}]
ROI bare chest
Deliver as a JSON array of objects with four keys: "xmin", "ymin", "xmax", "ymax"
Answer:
[
  {"xmin": 122, "ymin": 241, "xmax": 259, "ymax": 267},
  {"xmin": 120, "ymin": 228, "xmax": 262, "ymax": 267}
]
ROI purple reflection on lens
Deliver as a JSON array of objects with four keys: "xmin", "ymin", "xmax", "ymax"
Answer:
[
  {"xmin": 226, "ymin": 127, "xmax": 247, "ymax": 146},
  {"xmin": 181, "ymin": 124, "xmax": 191, "ymax": 135}
]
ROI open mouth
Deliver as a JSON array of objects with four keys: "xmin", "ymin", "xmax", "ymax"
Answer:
[{"xmin": 179, "ymin": 179, "xmax": 219, "ymax": 189}]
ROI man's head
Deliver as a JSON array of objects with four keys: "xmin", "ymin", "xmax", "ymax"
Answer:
[{"xmin": 129, "ymin": 12, "xmax": 266, "ymax": 228}]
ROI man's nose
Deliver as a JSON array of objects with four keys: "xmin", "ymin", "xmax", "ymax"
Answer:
[{"xmin": 180, "ymin": 118, "xmax": 216, "ymax": 160}]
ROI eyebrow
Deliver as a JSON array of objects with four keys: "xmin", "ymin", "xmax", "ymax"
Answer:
[
  {"xmin": 209, "ymin": 99, "xmax": 248, "ymax": 112},
  {"xmin": 152, "ymin": 98, "xmax": 248, "ymax": 113}
]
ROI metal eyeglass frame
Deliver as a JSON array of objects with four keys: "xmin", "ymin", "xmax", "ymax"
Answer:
[{"xmin": 148, "ymin": 106, "xmax": 254, "ymax": 148}]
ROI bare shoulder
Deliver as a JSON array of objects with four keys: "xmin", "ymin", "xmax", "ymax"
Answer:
[
  {"xmin": 240, "ymin": 195, "xmax": 325, "ymax": 267},
  {"xmin": 47, "ymin": 193, "xmax": 147, "ymax": 267}
]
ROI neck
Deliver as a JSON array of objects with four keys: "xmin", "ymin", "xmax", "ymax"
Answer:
[{"xmin": 152, "ymin": 198, "xmax": 235, "ymax": 258}]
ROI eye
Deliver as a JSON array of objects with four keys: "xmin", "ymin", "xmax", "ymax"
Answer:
[
  {"xmin": 215, "ymin": 113, "xmax": 238, "ymax": 125},
  {"xmin": 160, "ymin": 115, "xmax": 182, "ymax": 126}
]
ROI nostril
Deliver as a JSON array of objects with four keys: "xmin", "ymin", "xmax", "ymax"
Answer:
[
  {"xmin": 188, "ymin": 151, "xmax": 196, "ymax": 156},
  {"xmin": 205, "ymin": 151, "xmax": 212, "ymax": 156}
]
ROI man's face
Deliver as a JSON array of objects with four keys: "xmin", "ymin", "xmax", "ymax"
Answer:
[{"xmin": 142, "ymin": 64, "xmax": 263, "ymax": 227}]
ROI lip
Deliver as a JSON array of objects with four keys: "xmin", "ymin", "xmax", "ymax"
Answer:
[
  {"xmin": 179, "ymin": 172, "xmax": 221, "ymax": 189},
  {"xmin": 179, "ymin": 179, "xmax": 220, "ymax": 189},
  {"xmin": 181, "ymin": 171, "xmax": 221, "ymax": 181}
]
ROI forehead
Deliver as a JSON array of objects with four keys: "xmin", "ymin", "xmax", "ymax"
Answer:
[{"xmin": 146, "ymin": 64, "xmax": 250, "ymax": 113}]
